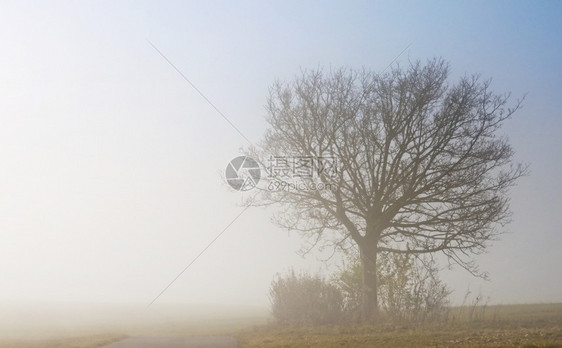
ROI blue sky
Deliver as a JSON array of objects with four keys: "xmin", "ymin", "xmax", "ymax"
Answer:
[{"xmin": 0, "ymin": 1, "xmax": 560, "ymax": 307}]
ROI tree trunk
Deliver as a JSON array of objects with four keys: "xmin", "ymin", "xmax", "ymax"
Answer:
[{"xmin": 359, "ymin": 245, "xmax": 378, "ymax": 321}]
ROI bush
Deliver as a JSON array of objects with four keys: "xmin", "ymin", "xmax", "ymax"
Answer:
[
  {"xmin": 378, "ymin": 253, "xmax": 451, "ymax": 322},
  {"xmin": 270, "ymin": 253, "xmax": 451, "ymax": 325},
  {"xmin": 334, "ymin": 253, "xmax": 451, "ymax": 323},
  {"xmin": 269, "ymin": 269, "xmax": 344, "ymax": 325}
]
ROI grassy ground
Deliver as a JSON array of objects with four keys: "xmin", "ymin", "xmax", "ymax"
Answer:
[
  {"xmin": 236, "ymin": 303, "xmax": 562, "ymax": 347},
  {"xmin": 0, "ymin": 303, "xmax": 560, "ymax": 347}
]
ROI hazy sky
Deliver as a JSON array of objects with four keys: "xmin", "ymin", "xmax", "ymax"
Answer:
[{"xmin": 0, "ymin": 1, "xmax": 560, "ymax": 308}]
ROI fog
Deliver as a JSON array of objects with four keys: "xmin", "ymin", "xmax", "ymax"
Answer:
[
  {"xmin": 0, "ymin": 302, "xmax": 267, "ymax": 340},
  {"xmin": 0, "ymin": 1, "xmax": 561, "ymax": 332}
]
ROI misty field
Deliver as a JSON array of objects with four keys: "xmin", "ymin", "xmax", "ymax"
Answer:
[
  {"xmin": 0, "ymin": 334, "xmax": 125, "ymax": 348},
  {"xmin": 236, "ymin": 303, "xmax": 562, "ymax": 347},
  {"xmin": 0, "ymin": 303, "xmax": 560, "ymax": 347},
  {"xmin": 0, "ymin": 303, "xmax": 265, "ymax": 348}
]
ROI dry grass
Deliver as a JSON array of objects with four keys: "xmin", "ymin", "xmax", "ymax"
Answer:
[
  {"xmin": 236, "ymin": 303, "xmax": 562, "ymax": 347},
  {"xmin": 1, "ymin": 303, "xmax": 560, "ymax": 347}
]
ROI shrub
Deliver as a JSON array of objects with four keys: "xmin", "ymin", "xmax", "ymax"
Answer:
[
  {"xmin": 269, "ymin": 269, "xmax": 344, "ymax": 325},
  {"xmin": 334, "ymin": 252, "xmax": 451, "ymax": 323}
]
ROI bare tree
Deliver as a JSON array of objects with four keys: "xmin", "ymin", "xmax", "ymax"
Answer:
[{"xmin": 250, "ymin": 58, "xmax": 527, "ymax": 321}]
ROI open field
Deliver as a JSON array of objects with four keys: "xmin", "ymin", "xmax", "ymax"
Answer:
[
  {"xmin": 236, "ymin": 303, "xmax": 562, "ymax": 347},
  {"xmin": 0, "ymin": 303, "xmax": 266, "ymax": 348},
  {"xmin": 0, "ymin": 303, "xmax": 560, "ymax": 347},
  {"xmin": 0, "ymin": 334, "xmax": 126, "ymax": 348}
]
